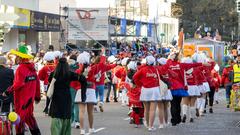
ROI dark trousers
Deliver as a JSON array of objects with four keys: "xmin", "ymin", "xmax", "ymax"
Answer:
[
  {"xmin": 208, "ymin": 87, "xmax": 215, "ymax": 107},
  {"xmin": 170, "ymin": 96, "xmax": 182, "ymax": 124},
  {"xmin": 44, "ymin": 97, "xmax": 50, "ymax": 113},
  {"xmin": 106, "ymin": 83, "xmax": 117, "ymax": 100},
  {"xmin": 225, "ymin": 84, "xmax": 232, "ymax": 104}
]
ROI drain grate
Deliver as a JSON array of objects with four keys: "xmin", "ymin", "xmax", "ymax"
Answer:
[{"xmin": 235, "ymin": 120, "xmax": 240, "ymax": 127}]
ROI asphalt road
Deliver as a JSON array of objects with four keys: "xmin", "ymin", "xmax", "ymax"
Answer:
[{"xmin": 28, "ymin": 89, "xmax": 240, "ymax": 135}]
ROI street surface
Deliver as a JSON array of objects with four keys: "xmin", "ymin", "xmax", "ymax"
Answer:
[{"xmin": 31, "ymin": 89, "xmax": 240, "ymax": 135}]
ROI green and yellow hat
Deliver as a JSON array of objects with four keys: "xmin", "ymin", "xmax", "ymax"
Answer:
[{"xmin": 10, "ymin": 45, "xmax": 33, "ymax": 59}]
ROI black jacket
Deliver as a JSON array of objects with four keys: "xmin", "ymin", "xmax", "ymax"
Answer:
[
  {"xmin": 0, "ymin": 65, "xmax": 14, "ymax": 103},
  {"xmin": 48, "ymin": 71, "xmax": 87, "ymax": 119}
]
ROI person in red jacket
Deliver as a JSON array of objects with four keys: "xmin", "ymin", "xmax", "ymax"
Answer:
[
  {"xmin": 38, "ymin": 52, "xmax": 55, "ymax": 115},
  {"xmin": 133, "ymin": 56, "xmax": 171, "ymax": 131},
  {"xmin": 221, "ymin": 59, "xmax": 234, "ymax": 108},
  {"xmin": 7, "ymin": 45, "xmax": 41, "ymax": 135},
  {"xmin": 180, "ymin": 57, "xmax": 202, "ymax": 123}
]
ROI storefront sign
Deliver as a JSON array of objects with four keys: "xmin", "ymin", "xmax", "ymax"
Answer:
[
  {"xmin": 14, "ymin": 7, "xmax": 30, "ymax": 28},
  {"xmin": 30, "ymin": 11, "xmax": 60, "ymax": 31}
]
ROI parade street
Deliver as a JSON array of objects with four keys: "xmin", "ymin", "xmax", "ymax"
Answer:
[{"xmin": 33, "ymin": 90, "xmax": 240, "ymax": 135}]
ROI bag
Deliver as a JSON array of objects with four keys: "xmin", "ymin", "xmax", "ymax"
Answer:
[
  {"xmin": 156, "ymin": 68, "xmax": 168, "ymax": 97},
  {"xmin": 47, "ymin": 78, "xmax": 56, "ymax": 99}
]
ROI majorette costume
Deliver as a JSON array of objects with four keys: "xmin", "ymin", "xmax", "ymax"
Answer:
[
  {"xmin": 8, "ymin": 45, "xmax": 41, "ymax": 135},
  {"xmin": 133, "ymin": 56, "xmax": 173, "ymax": 102}
]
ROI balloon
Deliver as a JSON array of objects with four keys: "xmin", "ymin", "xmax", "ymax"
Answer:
[
  {"xmin": 8, "ymin": 112, "xmax": 18, "ymax": 122},
  {"xmin": 13, "ymin": 116, "xmax": 21, "ymax": 125}
]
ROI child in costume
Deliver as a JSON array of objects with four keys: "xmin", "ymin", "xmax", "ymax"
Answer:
[
  {"xmin": 126, "ymin": 61, "xmax": 144, "ymax": 128},
  {"xmin": 7, "ymin": 45, "xmax": 41, "ymax": 135}
]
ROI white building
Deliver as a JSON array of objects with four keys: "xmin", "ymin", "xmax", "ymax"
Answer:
[
  {"xmin": 149, "ymin": 0, "xmax": 179, "ymax": 45},
  {"xmin": 0, "ymin": 0, "xmax": 39, "ymax": 53}
]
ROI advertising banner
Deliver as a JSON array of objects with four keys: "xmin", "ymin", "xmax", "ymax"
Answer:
[
  {"xmin": 197, "ymin": 45, "xmax": 214, "ymax": 59},
  {"xmin": 68, "ymin": 8, "xmax": 109, "ymax": 40},
  {"xmin": 183, "ymin": 44, "xmax": 195, "ymax": 57}
]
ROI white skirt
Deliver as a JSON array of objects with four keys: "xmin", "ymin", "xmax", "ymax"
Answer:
[
  {"xmin": 200, "ymin": 82, "xmax": 211, "ymax": 93},
  {"xmin": 140, "ymin": 87, "xmax": 172, "ymax": 101},
  {"xmin": 75, "ymin": 88, "xmax": 97, "ymax": 104},
  {"xmin": 187, "ymin": 85, "xmax": 201, "ymax": 96}
]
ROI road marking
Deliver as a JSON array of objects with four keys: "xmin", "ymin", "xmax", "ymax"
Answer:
[
  {"xmin": 124, "ymin": 117, "xmax": 130, "ymax": 121},
  {"xmin": 85, "ymin": 127, "xmax": 106, "ymax": 135}
]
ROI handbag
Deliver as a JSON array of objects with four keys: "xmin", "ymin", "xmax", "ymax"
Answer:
[
  {"xmin": 47, "ymin": 77, "xmax": 56, "ymax": 99},
  {"xmin": 156, "ymin": 68, "xmax": 168, "ymax": 97}
]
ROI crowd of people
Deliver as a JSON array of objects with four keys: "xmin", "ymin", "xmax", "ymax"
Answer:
[{"xmin": 1, "ymin": 41, "xmax": 239, "ymax": 135}]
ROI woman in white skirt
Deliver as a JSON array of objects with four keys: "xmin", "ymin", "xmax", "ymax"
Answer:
[
  {"xmin": 133, "ymin": 56, "xmax": 170, "ymax": 131},
  {"xmin": 192, "ymin": 53, "xmax": 211, "ymax": 117},
  {"xmin": 156, "ymin": 57, "xmax": 173, "ymax": 128},
  {"xmin": 75, "ymin": 52, "xmax": 98, "ymax": 135},
  {"xmin": 181, "ymin": 57, "xmax": 201, "ymax": 123}
]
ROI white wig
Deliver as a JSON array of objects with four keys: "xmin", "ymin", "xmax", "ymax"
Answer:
[
  {"xmin": 107, "ymin": 56, "xmax": 117, "ymax": 63},
  {"xmin": 157, "ymin": 57, "xmax": 167, "ymax": 65},
  {"xmin": 127, "ymin": 61, "xmax": 137, "ymax": 70},
  {"xmin": 146, "ymin": 55, "xmax": 155, "ymax": 65},
  {"xmin": 43, "ymin": 52, "xmax": 55, "ymax": 61},
  {"xmin": 77, "ymin": 51, "xmax": 90, "ymax": 64}
]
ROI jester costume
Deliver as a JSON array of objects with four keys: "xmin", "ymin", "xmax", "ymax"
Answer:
[{"xmin": 8, "ymin": 46, "xmax": 41, "ymax": 135}]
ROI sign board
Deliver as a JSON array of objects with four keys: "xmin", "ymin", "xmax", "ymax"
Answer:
[
  {"xmin": 68, "ymin": 8, "xmax": 109, "ymax": 40},
  {"xmin": 30, "ymin": 11, "xmax": 60, "ymax": 31},
  {"xmin": 14, "ymin": 7, "xmax": 30, "ymax": 28}
]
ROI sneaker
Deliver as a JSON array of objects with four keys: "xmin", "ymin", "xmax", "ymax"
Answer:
[
  {"xmin": 71, "ymin": 122, "xmax": 75, "ymax": 128},
  {"xmin": 75, "ymin": 122, "xmax": 80, "ymax": 129},
  {"xmin": 196, "ymin": 109, "xmax": 200, "ymax": 117},
  {"xmin": 190, "ymin": 118, "xmax": 194, "ymax": 123},
  {"xmin": 182, "ymin": 115, "xmax": 186, "ymax": 123},
  {"xmin": 226, "ymin": 104, "xmax": 230, "ymax": 108},
  {"xmin": 89, "ymin": 128, "xmax": 95, "ymax": 134},
  {"xmin": 159, "ymin": 124, "xmax": 164, "ymax": 129},
  {"xmin": 106, "ymin": 98, "xmax": 110, "ymax": 103},
  {"xmin": 209, "ymin": 108, "xmax": 213, "ymax": 113},
  {"xmin": 114, "ymin": 98, "xmax": 118, "ymax": 102},
  {"xmin": 148, "ymin": 127, "xmax": 156, "ymax": 132},
  {"xmin": 80, "ymin": 129, "xmax": 85, "ymax": 135},
  {"xmin": 99, "ymin": 103, "xmax": 104, "ymax": 112},
  {"xmin": 203, "ymin": 110, "xmax": 206, "ymax": 113}
]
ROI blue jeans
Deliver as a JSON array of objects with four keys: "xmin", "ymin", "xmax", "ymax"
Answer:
[
  {"xmin": 225, "ymin": 84, "xmax": 232, "ymax": 104},
  {"xmin": 96, "ymin": 85, "xmax": 105, "ymax": 103}
]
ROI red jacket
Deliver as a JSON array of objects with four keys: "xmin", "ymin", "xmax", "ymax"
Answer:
[
  {"xmin": 70, "ymin": 64, "xmax": 84, "ymax": 90},
  {"xmin": 194, "ymin": 66, "xmax": 206, "ymax": 85},
  {"xmin": 9, "ymin": 63, "xmax": 41, "ymax": 115},
  {"xmin": 221, "ymin": 66, "xmax": 233, "ymax": 86},
  {"xmin": 38, "ymin": 63, "xmax": 55, "ymax": 85},
  {"xmin": 94, "ymin": 63, "xmax": 116, "ymax": 85},
  {"xmin": 211, "ymin": 69, "xmax": 221, "ymax": 91},
  {"xmin": 133, "ymin": 65, "xmax": 169, "ymax": 88},
  {"xmin": 115, "ymin": 66, "xmax": 127, "ymax": 83},
  {"xmin": 166, "ymin": 59, "xmax": 202, "ymax": 90}
]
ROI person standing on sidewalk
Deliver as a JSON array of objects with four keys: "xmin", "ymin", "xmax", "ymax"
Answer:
[{"xmin": 0, "ymin": 56, "xmax": 14, "ymax": 112}]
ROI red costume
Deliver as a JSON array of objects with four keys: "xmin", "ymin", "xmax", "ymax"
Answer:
[
  {"xmin": 38, "ymin": 63, "xmax": 55, "ymax": 86},
  {"xmin": 9, "ymin": 62, "xmax": 41, "ymax": 134}
]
